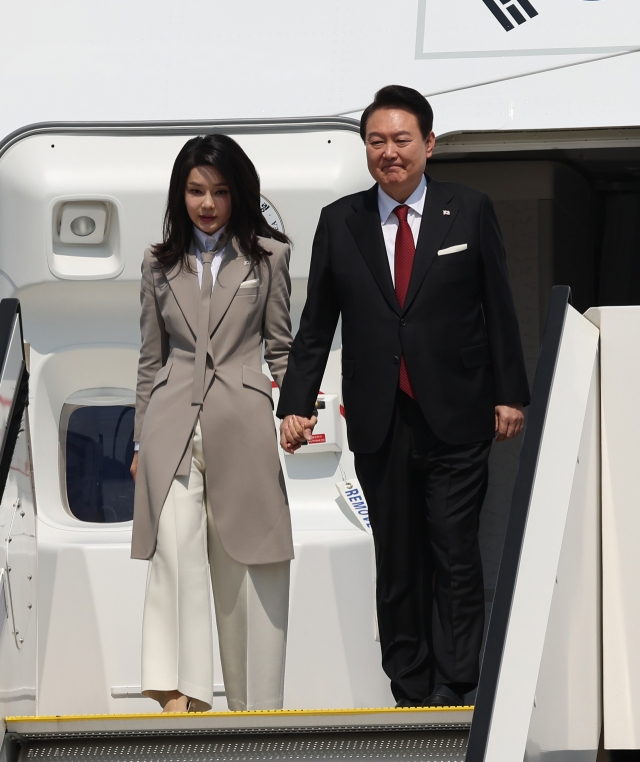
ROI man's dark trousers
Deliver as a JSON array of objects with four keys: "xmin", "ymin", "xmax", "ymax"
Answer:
[{"xmin": 355, "ymin": 391, "xmax": 492, "ymax": 702}]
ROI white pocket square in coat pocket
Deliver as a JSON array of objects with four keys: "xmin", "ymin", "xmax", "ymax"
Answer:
[
  {"xmin": 239, "ymin": 278, "xmax": 259, "ymax": 288},
  {"xmin": 438, "ymin": 244, "xmax": 468, "ymax": 256}
]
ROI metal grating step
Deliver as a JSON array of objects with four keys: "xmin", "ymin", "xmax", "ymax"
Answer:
[{"xmin": 18, "ymin": 731, "xmax": 469, "ymax": 762}]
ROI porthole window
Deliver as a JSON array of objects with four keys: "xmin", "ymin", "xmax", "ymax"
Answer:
[{"xmin": 59, "ymin": 388, "xmax": 135, "ymax": 523}]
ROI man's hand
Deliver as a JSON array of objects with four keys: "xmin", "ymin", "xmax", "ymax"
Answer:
[
  {"xmin": 130, "ymin": 451, "xmax": 139, "ymax": 482},
  {"xmin": 495, "ymin": 404, "xmax": 525, "ymax": 442},
  {"xmin": 280, "ymin": 414, "xmax": 318, "ymax": 454}
]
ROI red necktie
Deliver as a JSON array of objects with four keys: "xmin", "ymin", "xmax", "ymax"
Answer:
[{"xmin": 394, "ymin": 205, "xmax": 417, "ymax": 400}]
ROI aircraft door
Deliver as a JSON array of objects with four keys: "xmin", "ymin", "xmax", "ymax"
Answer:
[{"xmin": 0, "ymin": 122, "xmax": 390, "ymax": 714}]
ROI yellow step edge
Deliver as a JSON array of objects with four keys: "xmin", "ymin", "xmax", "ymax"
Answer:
[{"xmin": 6, "ymin": 706, "xmax": 474, "ymax": 723}]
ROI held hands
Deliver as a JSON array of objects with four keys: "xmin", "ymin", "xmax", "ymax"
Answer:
[
  {"xmin": 495, "ymin": 403, "xmax": 525, "ymax": 442},
  {"xmin": 279, "ymin": 414, "xmax": 318, "ymax": 454}
]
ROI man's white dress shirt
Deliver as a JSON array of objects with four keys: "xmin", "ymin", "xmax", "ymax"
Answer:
[{"xmin": 377, "ymin": 175, "xmax": 427, "ymax": 286}]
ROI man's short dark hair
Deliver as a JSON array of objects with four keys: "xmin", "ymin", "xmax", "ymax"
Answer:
[{"xmin": 360, "ymin": 85, "xmax": 434, "ymax": 141}]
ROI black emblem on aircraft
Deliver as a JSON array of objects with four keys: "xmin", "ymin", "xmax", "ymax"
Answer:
[{"xmin": 482, "ymin": 0, "xmax": 538, "ymax": 31}]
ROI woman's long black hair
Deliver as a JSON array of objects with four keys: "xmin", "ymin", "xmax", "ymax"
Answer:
[{"xmin": 153, "ymin": 134, "xmax": 290, "ymax": 270}]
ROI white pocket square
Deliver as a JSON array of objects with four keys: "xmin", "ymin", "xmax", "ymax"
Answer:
[
  {"xmin": 438, "ymin": 244, "xmax": 468, "ymax": 256},
  {"xmin": 239, "ymin": 278, "xmax": 259, "ymax": 288}
]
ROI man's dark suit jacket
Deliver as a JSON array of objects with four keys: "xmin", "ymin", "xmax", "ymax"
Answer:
[{"xmin": 277, "ymin": 176, "xmax": 531, "ymax": 453}]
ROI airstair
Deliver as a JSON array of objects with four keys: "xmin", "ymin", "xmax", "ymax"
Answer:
[{"xmin": 3, "ymin": 708, "xmax": 472, "ymax": 762}]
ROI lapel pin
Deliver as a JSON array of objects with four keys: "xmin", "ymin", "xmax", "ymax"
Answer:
[{"xmin": 443, "ymin": 210, "xmax": 450, "ymax": 216}]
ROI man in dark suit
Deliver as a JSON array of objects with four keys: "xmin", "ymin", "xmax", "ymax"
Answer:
[{"xmin": 277, "ymin": 85, "xmax": 530, "ymax": 707}]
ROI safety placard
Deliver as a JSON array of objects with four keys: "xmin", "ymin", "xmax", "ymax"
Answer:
[{"xmin": 336, "ymin": 479, "xmax": 371, "ymax": 534}]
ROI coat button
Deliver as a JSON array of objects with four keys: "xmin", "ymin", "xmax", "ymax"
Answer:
[
  {"xmin": 400, "ymin": 319, "xmax": 407, "ymax": 327},
  {"xmin": 393, "ymin": 356, "xmax": 400, "ymax": 364}
]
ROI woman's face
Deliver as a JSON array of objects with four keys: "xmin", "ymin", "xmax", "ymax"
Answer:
[{"xmin": 184, "ymin": 166, "xmax": 232, "ymax": 236}]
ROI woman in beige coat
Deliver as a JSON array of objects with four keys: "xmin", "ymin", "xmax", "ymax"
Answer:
[{"xmin": 130, "ymin": 135, "xmax": 299, "ymax": 713}]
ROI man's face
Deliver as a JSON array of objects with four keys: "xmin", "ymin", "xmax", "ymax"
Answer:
[{"xmin": 365, "ymin": 108, "xmax": 436, "ymax": 202}]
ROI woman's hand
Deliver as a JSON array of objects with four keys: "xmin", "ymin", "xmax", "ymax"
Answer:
[
  {"xmin": 130, "ymin": 452, "xmax": 139, "ymax": 482},
  {"xmin": 279, "ymin": 415, "xmax": 318, "ymax": 454}
]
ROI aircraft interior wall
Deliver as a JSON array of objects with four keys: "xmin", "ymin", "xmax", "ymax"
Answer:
[{"xmin": 599, "ymin": 193, "xmax": 640, "ymax": 307}]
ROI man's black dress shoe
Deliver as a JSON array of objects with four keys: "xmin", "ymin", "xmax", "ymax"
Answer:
[
  {"xmin": 424, "ymin": 684, "xmax": 466, "ymax": 707},
  {"xmin": 395, "ymin": 698, "xmax": 423, "ymax": 708}
]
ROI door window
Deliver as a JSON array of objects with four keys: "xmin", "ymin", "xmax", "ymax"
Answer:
[{"xmin": 60, "ymin": 389, "xmax": 135, "ymax": 523}]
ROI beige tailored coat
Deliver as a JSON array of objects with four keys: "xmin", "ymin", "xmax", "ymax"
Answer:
[{"xmin": 131, "ymin": 236, "xmax": 294, "ymax": 564}]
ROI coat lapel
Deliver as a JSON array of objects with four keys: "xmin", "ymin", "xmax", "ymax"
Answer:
[
  {"xmin": 209, "ymin": 237, "xmax": 250, "ymax": 336},
  {"xmin": 164, "ymin": 240, "xmax": 200, "ymax": 338},
  {"xmin": 346, "ymin": 185, "xmax": 400, "ymax": 315},
  {"xmin": 402, "ymin": 178, "xmax": 458, "ymax": 314}
]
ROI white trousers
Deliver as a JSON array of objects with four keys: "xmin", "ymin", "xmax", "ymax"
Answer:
[{"xmin": 141, "ymin": 421, "xmax": 290, "ymax": 711}]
